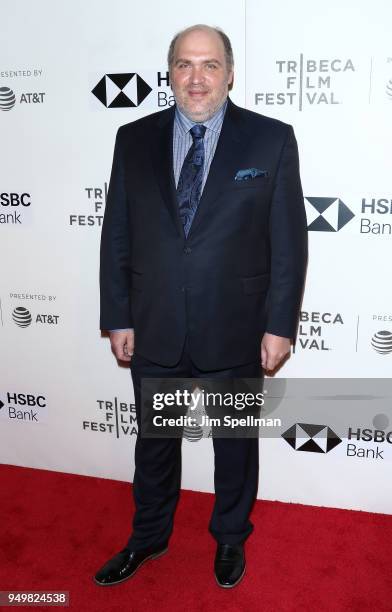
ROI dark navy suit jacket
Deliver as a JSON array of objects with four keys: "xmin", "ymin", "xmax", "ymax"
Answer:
[{"xmin": 99, "ymin": 98, "xmax": 308, "ymax": 369}]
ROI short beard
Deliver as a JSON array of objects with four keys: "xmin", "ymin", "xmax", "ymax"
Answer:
[{"xmin": 174, "ymin": 95, "xmax": 227, "ymax": 123}]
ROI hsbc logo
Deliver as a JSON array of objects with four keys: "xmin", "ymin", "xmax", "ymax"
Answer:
[
  {"xmin": 0, "ymin": 392, "xmax": 47, "ymax": 423},
  {"xmin": 282, "ymin": 423, "xmax": 342, "ymax": 453},
  {"xmin": 92, "ymin": 73, "xmax": 152, "ymax": 108},
  {"xmin": 1, "ymin": 193, "xmax": 31, "ymax": 206},
  {"xmin": 305, "ymin": 197, "xmax": 355, "ymax": 231}
]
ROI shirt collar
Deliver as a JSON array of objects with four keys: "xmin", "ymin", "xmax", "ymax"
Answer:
[{"xmin": 175, "ymin": 98, "xmax": 228, "ymax": 136}]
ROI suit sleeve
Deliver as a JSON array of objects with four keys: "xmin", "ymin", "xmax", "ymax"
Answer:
[
  {"xmin": 265, "ymin": 125, "xmax": 308, "ymax": 339},
  {"xmin": 99, "ymin": 127, "xmax": 133, "ymax": 330}
]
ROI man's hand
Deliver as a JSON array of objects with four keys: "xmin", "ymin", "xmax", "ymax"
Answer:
[
  {"xmin": 261, "ymin": 332, "xmax": 291, "ymax": 372},
  {"xmin": 109, "ymin": 330, "xmax": 134, "ymax": 362}
]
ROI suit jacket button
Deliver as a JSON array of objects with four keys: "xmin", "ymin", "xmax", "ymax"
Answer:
[{"xmin": 183, "ymin": 247, "xmax": 192, "ymax": 254}]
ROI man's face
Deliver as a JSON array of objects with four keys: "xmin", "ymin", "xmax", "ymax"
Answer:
[{"xmin": 170, "ymin": 28, "xmax": 233, "ymax": 122}]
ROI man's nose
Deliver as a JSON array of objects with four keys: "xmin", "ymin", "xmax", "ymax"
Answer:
[{"xmin": 189, "ymin": 66, "xmax": 204, "ymax": 83}]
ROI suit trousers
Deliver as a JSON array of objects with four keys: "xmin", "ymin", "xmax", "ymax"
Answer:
[{"xmin": 126, "ymin": 336, "xmax": 262, "ymax": 551}]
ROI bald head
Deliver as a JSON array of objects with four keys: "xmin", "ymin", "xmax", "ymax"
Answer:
[{"xmin": 168, "ymin": 24, "xmax": 234, "ymax": 74}]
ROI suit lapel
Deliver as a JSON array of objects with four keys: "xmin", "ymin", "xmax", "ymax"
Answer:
[
  {"xmin": 150, "ymin": 106, "xmax": 184, "ymax": 239},
  {"xmin": 149, "ymin": 99, "xmax": 248, "ymax": 241},
  {"xmin": 186, "ymin": 99, "xmax": 247, "ymax": 240}
]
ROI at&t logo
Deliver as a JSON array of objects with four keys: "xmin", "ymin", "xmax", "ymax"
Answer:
[
  {"xmin": 0, "ymin": 85, "xmax": 46, "ymax": 110},
  {"xmin": 371, "ymin": 330, "xmax": 392, "ymax": 354},
  {"xmin": 12, "ymin": 306, "xmax": 59, "ymax": 327},
  {"xmin": 0, "ymin": 87, "xmax": 16, "ymax": 111}
]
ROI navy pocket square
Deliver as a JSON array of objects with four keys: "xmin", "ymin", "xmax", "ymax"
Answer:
[{"xmin": 235, "ymin": 168, "xmax": 269, "ymax": 181}]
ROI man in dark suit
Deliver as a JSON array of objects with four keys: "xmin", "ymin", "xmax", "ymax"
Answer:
[{"xmin": 95, "ymin": 24, "xmax": 307, "ymax": 588}]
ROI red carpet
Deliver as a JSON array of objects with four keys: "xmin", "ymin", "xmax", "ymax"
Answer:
[{"xmin": 0, "ymin": 464, "xmax": 391, "ymax": 611}]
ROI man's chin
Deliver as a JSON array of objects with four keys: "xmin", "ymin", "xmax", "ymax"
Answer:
[{"xmin": 178, "ymin": 104, "xmax": 217, "ymax": 123}]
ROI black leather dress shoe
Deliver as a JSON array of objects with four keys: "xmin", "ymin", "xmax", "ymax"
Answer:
[
  {"xmin": 214, "ymin": 543, "xmax": 246, "ymax": 588},
  {"xmin": 94, "ymin": 544, "xmax": 168, "ymax": 586}
]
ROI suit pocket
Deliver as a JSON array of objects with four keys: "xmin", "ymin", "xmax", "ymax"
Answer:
[
  {"xmin": 230, "ymin": 177, "xmax": 271, "ymax": 191},
  {"xmin": 241, "ymin": 273, "xmax": 270, "ymax": 295}
]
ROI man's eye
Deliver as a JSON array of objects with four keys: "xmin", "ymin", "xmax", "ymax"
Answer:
[{"xmin": 206, "ymin": 64, "xmax": 217, "ymax": 70}]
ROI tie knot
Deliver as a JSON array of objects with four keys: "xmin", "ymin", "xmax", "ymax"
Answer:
[{"xmin": 190, "ymin": 124, "xmax": 206, "ymax": 141}]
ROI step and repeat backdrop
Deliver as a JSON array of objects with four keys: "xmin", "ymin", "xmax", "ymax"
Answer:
[{"xmin": 1, "ymin": 0, "xmax": 391, "ymax": 514}]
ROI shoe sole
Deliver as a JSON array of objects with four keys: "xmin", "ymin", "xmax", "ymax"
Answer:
[
  {"xmin": 215, "ymin": 563, "xmax": 246, "ymax": 589},
  {"xmin": 93, "ymin": 547, "xmax": 168, "ymax": 587}
]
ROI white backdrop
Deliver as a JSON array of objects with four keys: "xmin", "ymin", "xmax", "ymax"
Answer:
[{"xmin": 1, "ymin": 0, "xmax": 391, "ymax": 514}]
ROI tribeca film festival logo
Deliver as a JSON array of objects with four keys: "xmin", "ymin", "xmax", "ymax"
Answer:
[
  {"xmin": 69, "ymin": 183, "xmax": 107, "ymax": 227},
  {"xmin": 295, "ymin": 311, "xmax": 343, "ymax": 352},
  {"xmin": 91, "ymin": 71, "xmax": 174, "ymax": 110},
  {"xmin": 0, "ymin": 392, "xmax": 47, "ymax": 423},
  {"xmin": 254, "ymin": 56, "xmax": 356, "ymax": 111},
  {"xmin": 82, "ymin": 397, "xmax": 137, "ymax": 438},
  {"xmin": 0, "ymin": 192, "xmax": 31, "ymax": 226}
]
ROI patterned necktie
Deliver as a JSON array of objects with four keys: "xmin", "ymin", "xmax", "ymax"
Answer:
[{"xmin": 176, "ymin": 124, "xmax": 206, "ymax": 237}]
